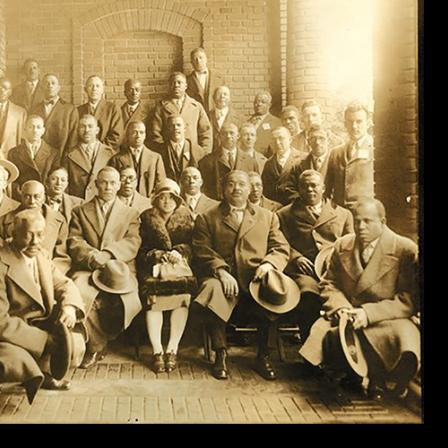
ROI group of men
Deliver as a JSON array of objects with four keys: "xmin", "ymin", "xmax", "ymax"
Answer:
[{"xmin": 0, "ymin": 47, "xmax": 419, "ymax": 405}]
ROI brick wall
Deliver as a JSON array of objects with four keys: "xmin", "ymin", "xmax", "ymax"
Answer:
[
  {"xmin": 373, "ymin": 0, "xmax": 418, "ymax": 241},
  {"xmin": 0, "ymin": 0, "xmax": 5, "ymax": 77},
  {"xmin": 4, "ymin": 0, "xmax": 274, "ymax": 118}
]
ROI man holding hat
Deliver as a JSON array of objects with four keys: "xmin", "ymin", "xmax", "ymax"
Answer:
[
  {"xmin": 193, "ymin": 170, "xmax": 296, "ymax": 381},
  {"xmin": 68, "ymin": 166, "xmax": 142, "ymax": 368},
  {"xmin": 0, "ymin": 209, "xmax": 86, "ymax": 403},
  {"xmin": 0, "ymin": 160, "xmax": 20, "ymax": 218},
  {"xmin": 299, "ymin": 198, "xmax": 420, "ymax": 401}
]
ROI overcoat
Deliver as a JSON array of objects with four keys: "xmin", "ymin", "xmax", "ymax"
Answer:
[
  {"xmin": 11, "ymin": 80, "xmax": 45, "ymax": 112},
  {"xmin": 182, "ymin": 192, "xmax": 219, "ymax": 220},
  {"xmin": 0, "ymin": 102, "xmax": 27, "ymax": 157},
  {"xmin": 186, "ymin": 69, "xmax": 225, "ymax": 115},
  {"xmin": 121, "ymin": 101, "xmax": 150, "ymax": 131},
  {"xmin": 46, "ymin": 193, "xmax": 84, "ymax": 225},
  {"xmin": 259, "ymin": 195, "xmax": 282, "ymax": 212},
  {"xmin": 118, "ymin": 191, "xmax": 152, "ymax": 215},
  {"xmin": 247, "ymin": 112, "xmax": 281, "ymax": 157},
  {"xmin": 0, "ymin": 195, "xmax": 19, "ymax": 218}
]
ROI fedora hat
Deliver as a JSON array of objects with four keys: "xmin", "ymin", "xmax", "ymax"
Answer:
[
  {"xmin": 249, "ymin": 269, "xmax": 301, "ymax": 314},
  {"xmin": 151, "ymin": 178, "xmax": 183, "ymax": 208},
  {"xmin": 338, "ymin": 312, "xmax": 368, "ymax": 378},
  {"xmin": 0, "ymin": 159, "xmax": 19, "ymax": 185},
  {"xmin": 92, "ymin": 260, "xmax": 138, "ymax": 294},
  {"xmin": 314, "ymin": 245, "xmax": 335, "ymax": 281}
]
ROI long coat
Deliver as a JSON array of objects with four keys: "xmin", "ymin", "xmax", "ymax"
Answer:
[
  {"xmin": 193, "ymin": 202, "xmax": 290, "ymax": 322},
  {"xmin": 68, "ymin": 198, "xmax": 142, "ymax": 328},
  {"xmin": 63, "ymin": 142, "xmax": 116, "ymax": 200},
  {"xmin": 31, "ymin": 98, "xmax": 79, "ymax": 160},
  {"xmin": 0, "ymin": 243, "xmax": 85, "ymax": 384},
  {"xmin": 186, "ymin": 69, "xmax": 225, "ymax": 115},
  {"xmin": 78, "ymin": 99, "xmax": 124, "ymax": 151},
  {"xmin": 247, "ymin": 112, "xmax": 282, "ymax": 157},
  {"xmin": 198, "ymin": 149, "xmax": 259, "ymax": 201},
  {"xmin": 299, "ymin": 227, "xmax": 420, "ymax": 373},
  {"xmin": 325, "ymin": 136, "xmax": 374, "ymax": 207},
  {"xmin": 8, "ymin": 141, "xmax": 60, "ymax": 200},
  {"xmin": 149, "ymin": 94, "xmax": 213, "ymax": 155},
  {"xmin": 209, "ymin": 107, "xmax": 243, "ymax": 153},
  {"xmin": 0, "ymin": 102, "xmax": 27, "ymax": 158},
  {"xmin": 108, "ymin": 145, "xmax": 166, "ymax": 198},
  {"xmin": 261, "ymin": 148, "xmax": 305, "ymax": 205},
  {"xmin": 0, "ymin": 195, "xmax": 20, "ymax": 218},
  {"xmin": 259, "ymin": 195, "xmax": 282, "ymax": 212},
  {"xmin": 11, "ymin": 80, "xmax": 45, "ymax": 112},
  {"xmin": 46, "ymin": 193, "xmax": 84, "ymax": 225}
]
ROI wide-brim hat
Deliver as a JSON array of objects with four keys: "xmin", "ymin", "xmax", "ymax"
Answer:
[
  {"xmin": 249, "ymin": 269, "xmax": 301, "ymax": 314},
  {"xmin": 314, "ymin": 245, "xmax": 335, "ymax": 280},
  {"xmin": 339, "ymin": 313, "xmax": 368, "ymax": 378},
  {"xmin": 151, "ymin": 178, "xmax": 183, "ymax": 208},
  {"xmin": 0, "ymin": 159, "xmax": 19, "ymax": 185},
  {"xmin": 92, "ymin": 260, "xmax": 138, "ymax": 294}
]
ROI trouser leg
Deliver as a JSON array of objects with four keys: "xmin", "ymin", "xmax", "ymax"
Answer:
[{"xmin": 204, "ymin": 308, "xmax": 227, "ymax": 351}]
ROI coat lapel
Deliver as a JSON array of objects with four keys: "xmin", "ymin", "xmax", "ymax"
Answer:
[
  {"xmin": 83, "ymin": 199, "xmax": 103, "ymax": 238},
  {"xmin": 314, "ymin": 200, "xmax": 337, "ymax": 229},
  {"xmin": 338, "ymin": 237, "xmax": 364, "ymax": 283},
  {"xmin": 162, "ymin": 99, "xmax": 182, "ymax": 116},
  {"xmin": 34, "ymin": 141, "xmax": 52, "ymax": 172},
  {"xmin": 101, "ymin": 199, "xmax": 122, "ymax": 241},
  {"xmin": 36, "ymin": 252, "xmax": 54, "ymax": 311},
  {"xmin": 68, "ymin": 146, "xmax": 92, "ymax": 173},
  {"xmin": 221, "ymin": 203, "xmax": 240, "ymax": 233},
  {"xmin": 17, "ymin": 144, "xmax": 39, "ymax": 172},
  {"xmin": 237, "ymin": 205, "xmax": 257, "ymax": 240},
  {"xmin": 92, "ymin": 144, "xmax": 111, "ymax": 178}
]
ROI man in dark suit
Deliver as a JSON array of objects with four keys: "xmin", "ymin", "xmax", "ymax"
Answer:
[
  {"xmin": 261, "ymin": 126, "xmax": 305, "ymax": 205},
  {"xmin": 238, "ymin": 123, "xmax": 267, "ymax": 173},
  {"xmin": 45, "ymin": 166, "xmax": 83, "ymax": 225},
  {"xmin": 121, "ymin": 79, "xmax": 149, "ymax": 132},
  {"xmin": 10, "ymin": 58, "xmax": 45, "ymax": 113},
  {"xmin": 283, "ymin": 125, "xmax": 332, "ymax": 203},
  {"xmin": 299, "ymin": 198, "xmax": 420, "ymax": 401},
  {"xmin": 248, "ymin": 171, "xmax": 281, "ymax": 212},
  {"xmin": 280, "ymin": 105, "xmax": 302, "ymax": 150},
  {"xmin": 150, "ymin": 72, "xmax": 212, "ymax": 155},
  {"xmin": 109, "ymin": 121, "xmax": 166, "ymax": 198},
  {"xmin": 160, "ymin": 115, "xmax": 203, "ymax": 184},
  {"xmin": 78, "ymin": 75, "xmax": 123, "ymax": 151},
  {"xmin": 64, "ymin": 114, "xmax": 116, "ymax": 201},
  {"xmin": 68, "ymin": 166, "xmax": 142, "ymax": 368},
  {"xmin": 8, "ymin": 115, "xmax": 59, "ymax": 200},
  {"xmin": 0, "ymin": 160, "xmax": 20, "ymax": 218},
  {"xmin": 199, "ymin": 123, "xmax": 258, "ymax": 200},
  {"xmin": 117, "ymin": 166, "xmax": 152, "ymax": 215},
  {"xmin": 209, "ymin": 86, "xmax": 242, "ymax": 152},
  {"xmin": 186, "ymin": 47, "xmax": 225, "ymax": 115},
  {"xmin": 248, "ymin": 91, "xmax": 282, "ymax": 157},
  {"xmin": 31, "ymin": 74, "xmax": 79, "ymax": 160},
  {"xmin": 325, "ymin": 101, "xmax": 374, "ymax": 209},
  {"xmin": 277, "ymin": 170, "xmax": 353, "ymax": 341},
  {"xmin": 193, "ymin": 171, "xmax": 292, "ymax": 380},
  {"xmin": 179, "ymin": 166, "xmax": 218, "ymax": 220}
]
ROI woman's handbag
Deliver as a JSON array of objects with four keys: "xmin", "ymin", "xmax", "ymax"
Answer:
[{"xmin": 152, "ymin": 258, "xmax": 194, "ymax": 280}]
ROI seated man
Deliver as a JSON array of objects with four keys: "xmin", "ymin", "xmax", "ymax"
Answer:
[
  {"xmin": 0, "ymin": 180, "xmax": 71, "ymax": 274},
  {"xmin": 193, "ymin": 170, "xmax": 295, "ymax": 381},
  {"xmin": 277, "ymin": 170, "xmax": 353, "ymax": 341},
  {"xmin": 68, "ymin": 166, "xmax": 142, "ymax": 368},
  {"xmin": 248, "ymin": 171, "xmax": 281, "ymax": 212},
  {"xmin": 238, "ymin": 122, "xmax": 267, "ymax": 173},
  {"xmin": 0, "ymin": 209, "xmax": 85, "ymax": 403},
  {"xmin": 117, "ymin": 166, "xmax": 152, "ymax": 215},
  {"xmin": 45, "ymin": 166, "xmax": 83, "ymax": 225},
  {"xmin": 199, "ymin": 123, "xmax": 258, "ymax": 200},
  {"xmin": 0, "ymin": 160, "xmax": 20, "ymax": 218},
  {"xmin": 299, "ymin": 198, "xmax": 420, "ymax": 401},
  {"xmin": 180, "ymin": 166, "xmax": 218, "ymax": 220}
]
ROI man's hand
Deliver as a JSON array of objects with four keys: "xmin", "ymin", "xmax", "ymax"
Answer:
[
  {"xmin": 253, "ymin": 263, "xmax": 274, "ymax": 281},
  {"xmin": 348, "ymin": 308, "xmax": 368, "ymax": 330},
  {"xmin": 59, "ymin": 305, "xmax": 77, "ymax": 329},
  {"xmin": 163, "ymin": 250, "xmax": 183, "ymax": 264},
  {"xmin": 216, "ymin": 269, "xmax": 239, "ymax": 298},
  {"xmin": 296, "ymin": 256, "xmax": 315, "ymax": 276},
  {"xmin": 91, "ymin": 251, "xmax": 113, "ymax": 269}
]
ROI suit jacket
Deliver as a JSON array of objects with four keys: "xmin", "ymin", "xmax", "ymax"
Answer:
[
  {"xmin": 31, "ymin": 98, "xmax": 79, "ymax": 160},
  {"xmin": 282, "ymin": 151, "xmax": 332, "ymax": 203},
  {"xmin": 46, "ymin": 193, "xmax": 84, "ymax": 225},
  {"xmin": 63, "ymin": 142, "xmax": 116, "ymax": 200},
  {"xmin": 193, "ymin": 202, "xmax": 290, "ymax": 321},
  {"xmin": 186, "ymin": 69, "xmax": 225, "ymax": 115},
  {"xmin": 261, "ymin": 148, "xmax": 305, "ymax": 205},
  {"xmin": 0, "ymin": 203, "xmax": 71, "ymax": 274},
  {"xmin": 121, "ymin": 101, "xmax": 150, "ymax": 130},
  {"xmin": 198, "ymin": 149, "xmax": 259, "ymax": 201},
  {"xmin": 300, "ymin": 227, "xmax": 420, "ymax": 372},
  {"xmin": 248, "ymin": 112, "xmax": 282, "ymax": 157},
  {"xmin": 68, "ymin": 198, "xmax": 142, "ymax": 326},
  {"xmin": 118, "ymin": 191, "xmax": 152, "ymax": 215},
  {"xmin": 78, "ymin": 99, "xmax": 123, "ymax": 151},
  {"xmin": 325, "ymin": 136, "xmax": 375, "ymax": 207},
  {"xmin": 108, "ymin": 145, "xmax": 166, "ymax": 198},
  {"xmin": 160, "ymin": 139, "xmax": 203, "ymax": 184},
  {"xmin": 259, "ymin": 196, "xmax": 282, "ymax": 212},
  {"xmin": 0, "ymin": 243, "xmax": 84, "ymax": 377},
  {"xmin": 11, "ymin": 80, "xmax": 45, "ymax": 112},
  {"xmin": 149, "ymin": 94, "xmax": 212, "ymax": 155},
  {"xmin": 209, "ymin": 107, "xmax": 243, "ymax": 153},
  {"xmin": 0, "ymin": 102, "xmax": 27, "ymax": 157},
  {"xmin": 182, "ymin": 192, "xmax": 219, "ymax": 220},
  {"xmin": 0, "ymin": 195, "xmax": 20, "ymax": 218},
  {"xmin": 8, "ymin": 141, "xmax": 60, "ymax": 200}
]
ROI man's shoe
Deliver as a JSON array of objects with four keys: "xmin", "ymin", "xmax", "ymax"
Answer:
[
  {"xmin": 153, "ymin": 353, "xmax": 166, "ymax": 374},
  {"xmin": 255, "ymin": 355, "xmax": 277, "ymax": 381},
  {"xmin": 23, "ymin": 375, "xmax": 44, "ymax": 404},
  {"xmin": 165, "ymin": 352, "xmax": 177, "ymax": 373},
  {"xmin": 212, "ymin": 348, "xmax": 229, "ymax": 380},
  {"xmin": 49, "ymin": 323, "xmax": 72, "ymax": 380},
  {"xmin": 367, "ymin": 381, "xmax": 386, "ymax": 402},
  {"xmin": 79, "ymin": 351, "xmax": 100, "ymax": 369},
  {"xmin": 339, "ymin": 374, "xmax": 364, "ymax": 394},
  {"xmin": 392, "ymin": 382, "xmax": 409, "ymax": 400},
  {"xmin": 42, "ymin": 374, "xmax": 71, "ymax": 391}
]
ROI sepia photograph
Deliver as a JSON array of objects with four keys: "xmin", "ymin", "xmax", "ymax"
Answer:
[{"xmin": 0, "ymin": 0, "xmax": 421, "ymax": 424}]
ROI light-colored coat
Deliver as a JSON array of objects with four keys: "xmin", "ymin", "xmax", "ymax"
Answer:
[
  {"xmin": 0, "ymin": 102, "xmax": 27, "ymax": 158},
  {"xmin": 193, "ymin": 202, "xmax": 290, "ymax": 322},
  {"xmin": 248, "ymin": 112, "xmax": 282, "ymax": 157},
  {"xmin": 299, "ymin": 227, "xmax": 420, "ymax": 373},
  {"xmin": 118, "ymin": 191, "xmax": 152, "ymax": 215},
  {"xmin": 0, "ymin": 195, "xmax": 20, "ymax": 218},
  {"xmin": 46, "ymin": 193, "xmax": 84, "ymax": 225}
]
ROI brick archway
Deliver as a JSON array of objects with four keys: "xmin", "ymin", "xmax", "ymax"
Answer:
[{"xmin": 72, "ymin": 0, "xmax": 209, "ymax": 104}]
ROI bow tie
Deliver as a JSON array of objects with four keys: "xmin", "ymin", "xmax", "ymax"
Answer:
[
  {"xmin": 48, "ymin": 197, "xmax": 62, "ymax": 204},
  {"xmin": 197, "ymin": 71, "xmax": 208, "ymax": 75},
  {"xmin": 45, "ymin": 99, "xmax": 55, "ymax": 106}
]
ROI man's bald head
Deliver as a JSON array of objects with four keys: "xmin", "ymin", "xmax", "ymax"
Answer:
[
  {"xmin": 20, "ymin": 180, "xmax": 46, "ymax": 209},
  {"xmin": 12, "ymin": 209, "xmax": 46, "ymax": 258}
]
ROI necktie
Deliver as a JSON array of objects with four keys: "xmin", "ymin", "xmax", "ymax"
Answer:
[
  {"xmin": 228, "ymin": 151, "xmax": 235, "ymax": 169},
  {"xmin": 361, "ymin": 245, "xmax": 372, "ymax": 268},
  {"xmin": 230, "ymin": 207, "xmax": 245, "ymax": 227},
  {"xmin": 27, "ymin": 82, "xmax": 35, "ymax": 96},
  {"xmin": 251, "ymin": 115, "xmax": 263, "ymax": 128}
]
